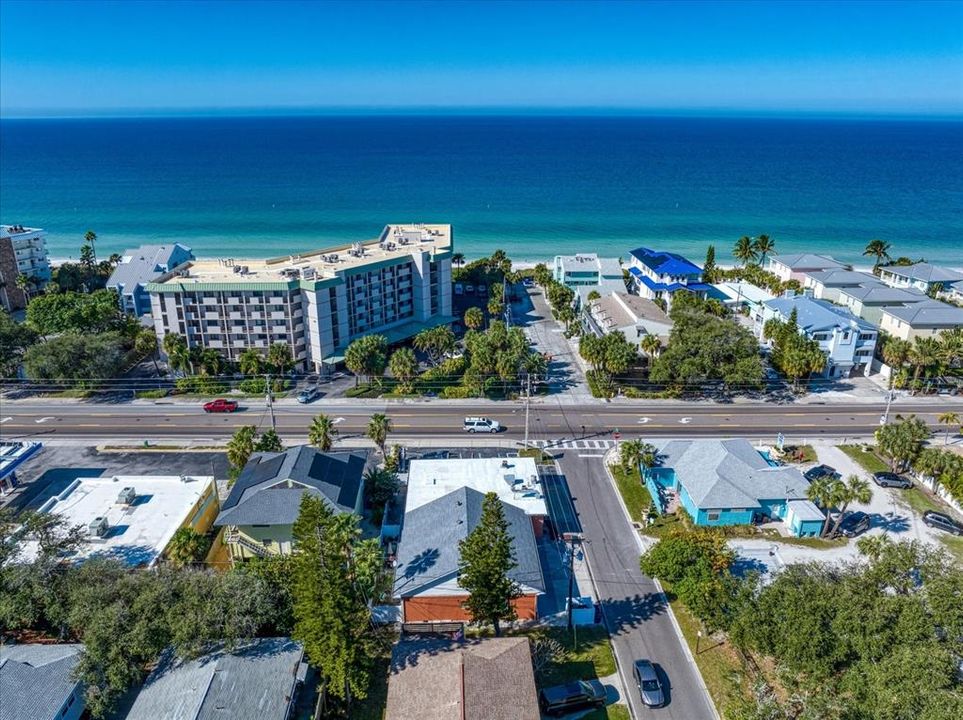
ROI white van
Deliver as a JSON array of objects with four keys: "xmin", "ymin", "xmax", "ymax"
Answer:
[{"xmin": 463, "ymin": 416, "xmax": 502, "ymax": 433}]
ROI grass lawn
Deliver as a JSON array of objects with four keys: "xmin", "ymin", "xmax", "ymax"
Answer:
[
  {"xmin": 939, "ymin": 534, "xmax": 963, "ymax": 565},
  {"xmin": 583, "ymin": 705, "xmax": 632, "ymax": 720},
  {"xmin": 778, "ymin": 444, "xmax": 817, "ymax": 464},
  {"xmin": 518, "ymin": 447, "xmax": 556, "ymax": 464},
  {"xmin": 838, "ymin": 444, "xmax": 890, "ymax": 474},
  {"xmin": 640, "ymin": 512, "xmax": 688, "ymax": 538},
  {"xmin": 525, "ymin": 625, "xmax": 617, "ymax": 687},
  {"xmin": 758, "ymin": 530, "xmax": 846, "ymax": 549},
  {"xmin": 609, "ymin": 465, "xmax": 653, "ymax": 524}
]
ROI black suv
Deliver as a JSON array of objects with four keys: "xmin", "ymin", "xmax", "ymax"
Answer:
[
  {"xmin": 872, "ymin": 472, "xmax": 913, "ymax": 489},
  {"xmin": 538, "ymin": 681, "xmax": 606, "ymax": 716},
  {"xmin": 837, "ymin": 511, "xmax": 871, "ymax": 538},
  {"xmin": 805, "ymin": 464, "xmax": 838, "ymax": 482},
  {"xmin": 922, "ymin": 511, "xmax": 963, "ymax": 536}
]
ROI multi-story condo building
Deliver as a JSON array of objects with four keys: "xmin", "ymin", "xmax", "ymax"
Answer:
[
  {"xmin": 757, "ymin": 294, "xmax": 878, "ymax": 378},
  {"xmin": 626, "ymin": 246, "xmax": 716, "ymax": 309},
  {"xmin": 0, "ymin": 224, "xmax": 51, "ymax": 311},
  {"xmin": 147, "ymin": 223, "xmax": 452, "ymax": 372},
  {"xmin": 107, "ymin": 243, "xmax": 194, "ymax": 316}
]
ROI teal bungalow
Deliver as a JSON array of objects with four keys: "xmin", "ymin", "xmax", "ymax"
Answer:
[{"xmin": 644, "ymin": 439, "xmax": 825, "ymax": 538}]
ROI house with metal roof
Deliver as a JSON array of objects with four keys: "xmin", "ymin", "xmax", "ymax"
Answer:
[
  {"xmin": 0, "ymin": 643, "xmax": 85, "ymax": 720},
  {"xmin": 644, "ymin": 439, "xmax": 824, "ymax": 537},
  {"xmin": 214, "ymin": 446, "xmax": 368, "ymax": 561},
  {"xmin": 712, "ymin": 281, "xmax": 775, "ymax": 316},
  {"xmin": 626, "ymin": 246, "xmax": 718, "ymax": 309},
  {"xmin": 879, "ymin": 300, "xmax": 963, "ymax": 341},
  {"xmin": 878, "ymin": 262, "xmax": 963, "ymax": 295},
  {"xmin": 837, "ymin": 283, "xmax": 929, "ymax": 325},
  {"xmin": 393, "ymin": 486, "xmax": 545, "ymax": 623},
  {"xmin": 553, "ymin": 253, "xmax": 624, "ymax": 289},
  {"xmin": 125, "ymin": 638, "xmax": 305, "ymax": 720},
  {"xmin": 107, "ymin": 243, "xmax": 193, "ymax": 316},
  {"xmin": 756, "ymin": 294, "xmax": 878, "ymax": 378},
  {"xmin": 386, "ymin": 637, "xmax": 540, "ymax": 720},
  {"xmin": 801, "ymin": 269, "xmax": 878, "ymax": 303},
  {"xmin": 766, "ymin": 253, "xmax": 849, "ymax": 283}
]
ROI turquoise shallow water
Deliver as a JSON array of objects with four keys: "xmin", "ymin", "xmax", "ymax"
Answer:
[{"xmin": 1, "ymin": 115, "xmax": 961, "ymax": 265}]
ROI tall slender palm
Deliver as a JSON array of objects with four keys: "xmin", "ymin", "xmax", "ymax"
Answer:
[
  {"xmin": 807, "ymin": 476, "xmax": 843, "ymax": 538},
  {"xmin": 938, "ymin": 411, "xmax": 960, "ymax": 445},
  {"xmin": 135, "ymin": 328, "xmax": 160, "ymax": 374},
  {"xmin": 238, "ymin": 348, "xmax": 262, "ymax": 376},
  {"xmin": 451, "ymin": 252, "xmax": 465, "ymax": 268},
  {"xmin": 908, "ymin": 336, "xmax": 940, "ymax": 390},
  {"xmin": 367, "ymin": 413, "xmax": 392, "ymax": 456},
  {"xmin": 308, "ymin": 413, "xmax": 338, "ymax": 452},
  {"xmin": 84, "ymin": 230, "xmax": 98, "ymax": 264},
  {"xmin": 14, "ymin": 273, "xmax": 32, "ymax": 305},
  {"xmin": 163, "ymin": 332, "xmax": 192, "ymax": 374},
  {"xmin": 640, "ymin": 334, "xmax": 662, "ymax": 362},
  {"xmin": 827, "ymin": 475, "xmax": 873, "ymax": 538},
  {"xmin": 733, "ymin": 236, "xmax": 758, "ymax": 266},
  {"xmin": 863, "ymin": 239, "xmax": 891, "ymax": 273},
  {"xmin": 753, "ymin": 234, "xmax": 775, "ymax": 266}
]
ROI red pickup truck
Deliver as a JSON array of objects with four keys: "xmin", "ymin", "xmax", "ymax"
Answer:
[{"xmin": 203, "ymin": 399, "xmax": 238, "ymax": 413}]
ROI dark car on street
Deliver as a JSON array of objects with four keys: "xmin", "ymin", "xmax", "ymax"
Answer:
[
  {"xmin": 538, "ymin": 681, "xmax": 606, "ymax": 716},
  {"xmin": 872, "ymin": 471, "xmax": 913, "ymax": 489},
  {"xmin": 922, "ymin": 511, "xmax": 963, "ymax": 536},
  {"xmin": 632, "ymin": 659, "xmax": 665, "ymax": 708},
  {"xmin": 805, "ymin": 464, "xmax": 838, "ymax": 482},
  {"xmin": 203, "ymin": 398, "xmax": 238, "ymax": 413},
  {"xmin": 836, "ymin": 511, "xmax": 871, "ymax": 538}
]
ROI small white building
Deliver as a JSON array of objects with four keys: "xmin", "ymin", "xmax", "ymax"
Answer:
[
  {"xmin": 878, "ymin": 263, "xmax": 963, "ymax": 295},
  {"xmin": 766, "ymin": 253, "xmax": 848, "ymax": 283},
  {"xmin": 757, "ymin": 295, "xmax": 878, "ymax": 378},
  {"xmin": 26, "ymin": 475, "xmax": 218, "ymax": 567}
]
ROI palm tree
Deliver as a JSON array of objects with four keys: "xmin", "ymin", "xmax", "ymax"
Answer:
[
  {"xmin": 452, "ymin": 252, "xmax": 465, "ymax": 268},
  {"xmin": 367, "ymin": 413, "xmax": 392, "ymax": 456},
  {"xmin": 937, "ymin": 328, "xmax": 963, "ymax": 369},
  {"xmin": 806, "ymin": 475, "xmax": 843, "ymax": 538},
  {"xmin": 238, "ymin": 348, "xmax": 262, "ymax": 376},
  {"xmin": 753, "ymin": 235, "xmax": 775, "ymax": 266},
  {"xmin": 733, "ymin": 236, "xmax": 758, "ymax": 266},
  {"xmin": 908, "ymin": 336, "xmax": 940, "ymax": 391},
  {"xmin": 199, "ymin": 348, "xmax": 225, "ymax": 376},
  {"xmin": 640, "ymin": 334, "xmax": 661, "ymax": 363},
  {"xmin": 84, "ymin": 230, "xmax": 98, "ymax": 264},
  {"xmin": 14, "ymin": 273, "xmax": 32, "ymax": 305},
  {"xmin": 166, "ymin": 526, "xmax": 207, "ymax": 567},
  {"xmin": 162, "ymin": 332, "xmax": 192, "ymax": 374},
  {"xmin": 267, "ymin": 342, "xmax": 292, "ymax": 375},
  {"xmin": 135, "ymin": 328, "xmax": 160, "ymax": 374},
  {"xmin": 388, "ymin": 347, "xmax": 418, "ymax": 393},
  {"xmin": 938, "ymin": 411, "xmax": 960, "ymax": 445},
  {"xmin": 620, "ymin": 439, "xmax": 657, "ymax": 476},
  {"xmin": 827, "ymin": 475, "xmax": 872, "ymax": 538},
  {"xmin": 308, "ymin": 413, "xmax": 338, "ymax": 452},
  {"xmin": 464, "ymin": 306, "xmax": 484, "ymax": 331},
  {"xmin": 863, "ymin": 239, "xmax": 891, "ymax": 273}
]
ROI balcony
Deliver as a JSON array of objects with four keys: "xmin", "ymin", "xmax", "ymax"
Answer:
[{"xmin": 270, "ymin": 311, "xmax": 288, "ymax": 320}]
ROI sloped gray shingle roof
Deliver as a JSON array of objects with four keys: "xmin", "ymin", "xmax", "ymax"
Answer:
[
  {"xmin": 215, "ymin": 446, "xmax": 367, "ymax": 526},
  {"xmin": 770, "ymin": 253, "xmax": 848, "ymax": 271},
  {"xmin": 658, "ymin": 439, "xmax": 811, "ymax": 509},
  {"xmin": 125, "ymin": 638, "xmax": 304, "ymax": 720},
  {"xmin": 393, "ymin": 486, "xmax": 545, "ymax": 598},
  {"xmin": 840, "ymin": 284, "xmax": 927, "ymax": 303},
  {"xmin": 765, "ymin": 295, "xmax": 875, "ymax": 332},
  {"xmin": 107, "ymin": 243, "xmax": 193, "ymax": 290},
  {"xmin": 883, "ymin": 300, "xmax": 963, "ymax": 328},
  {"xmin": 0, "ymin": 644, "xmax": 83, "ymax": 720},
  {"xmin": 881, "ymin": 263, "xmax": 963, "ymax": 284}
]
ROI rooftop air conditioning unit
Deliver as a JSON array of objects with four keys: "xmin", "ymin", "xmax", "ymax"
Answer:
[
  {"xmin": 88, "ymin": 516, "xmax": 109, "ymax": 538},
  {"xmin": 117, "ymin": 486, "xmax": 136, "ymax": 505}
]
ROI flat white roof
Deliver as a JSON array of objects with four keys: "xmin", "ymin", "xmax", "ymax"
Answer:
[
  {"xmin": 406, "ymin": 457, "xmax": 546, "ymax": 517},
  {"xmin": 714, "ymin": 281, "xmax": 775, "ymax": 305},
  {"xmin": 26, "ymin": 475, "xmax": 214, "ymax": 567}
]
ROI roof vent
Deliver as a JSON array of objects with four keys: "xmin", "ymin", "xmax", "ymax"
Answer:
[
  {"xmin": 117, "ymin": 486, "xmax": 136, "ymax": 505},
  {"xmin": 88, "ymin": 516, "xmax": 109, "ymax": 538}
]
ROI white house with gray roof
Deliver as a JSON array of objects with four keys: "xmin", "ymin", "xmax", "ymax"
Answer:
[
  {"xmin": 837, "ymin": 283, "xmax": 929, "ymax": 325},
  {"xmin": 393, "ymin": 486, "xmax": 545, "ymax": 623},
  {"xmin": 107, "ymin": 243, "xmax": 194, "ymax": 316},
  {"xmin": 644, "ymin": 439, "xmax": 825, "ymax": 537},
  {"xmin": 0, "ymin": 644, "xmax": 85, "ymax": 720},
  {"xmin": 879, "ymin": 300, "xmax": 963, "ymax": 341},
  {"xmin": 766, "ymin": 253, "xmax": 849, "ymax": 283},
  {"xmin": 125, "ymin": 638, "xmax": 305, "ymax": 720},
  {"xmin": 214, "ymin": 446, "xmax": 368, "ymax": 561},
  {"xmin": 757, "ymin": 294, "xmax": 878, "ymax": 378},
  {"xmin": 878, "ymin": 262, "xmax": 963, "ymax": 295},
  {"xmin": 801, "ymin": 269, "xmax": 878, "ymax": 303}
]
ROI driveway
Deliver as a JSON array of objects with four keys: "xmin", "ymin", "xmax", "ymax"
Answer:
[{"xmin": 557, "ymin": 452, "xmax": 717, "ymax": 720}]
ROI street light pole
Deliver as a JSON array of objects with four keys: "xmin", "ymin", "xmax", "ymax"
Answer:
[
  {"xmin": 563, "ymin": 532, "xmax": 583, "ymax": 632},
  {"xmin": 524, "ymin": 372, "xmax": 532, "ymax": 449},
  {"xmin": 265, "ymin": 373, "xmax": 276, "ymax": 431}
]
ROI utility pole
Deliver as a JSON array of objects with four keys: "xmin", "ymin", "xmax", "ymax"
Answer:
[
  {"xmin": 563, "ymin": 532, "xmax": 583, "ymax": 632},
  {"xmin": 523, "ymin": 372, "xmax": 532, "ymax": 449},
  {"xmin": 265, "ymin": 373, "xmax": 276, "ymax": 431},
  {"xmin": 881, "ymin": 388, "xmax": 894, "ymax": 426}
]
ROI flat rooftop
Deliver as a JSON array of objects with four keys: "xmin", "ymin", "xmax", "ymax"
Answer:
[
  {"xmin": 157, "ymin": 223, "xmax": 451, "ymax": 285},
  {"xmin": 0, "ymin": 224, "xmax": 44, "ymax": 239},
  {"xmin": 405, "ymin": 457, "xmax": 546, "ymax": 517},
  {"xmin": 24, "ymin": 475, "xmax": 214, "ymax": 567}
]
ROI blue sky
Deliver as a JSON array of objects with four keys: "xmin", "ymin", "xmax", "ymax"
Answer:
[{"xmin": 1, "ymin": 0, "xmax": 961, "ymax": 116}]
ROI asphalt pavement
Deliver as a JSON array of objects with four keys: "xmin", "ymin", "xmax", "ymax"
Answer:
[{"xmin": 557, "ymin": 451, "xmax": 717, "ymax": 720}]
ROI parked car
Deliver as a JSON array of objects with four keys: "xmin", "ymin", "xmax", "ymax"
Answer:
[
  {"xmin": 454, "ymin": 282, "xmax": 464, "ymax": 295},
  {"xmin": 805, "ymin": 464, "xmax": 838, "ymax": 482},
  {"xmin": 836, "ymin": 511, "xmax": 871, "ymax": 538},
  {"xmin": 465, "ymin": 284, "xmax": 475, "ymax": 294},
  {"xmin": 203, "ymin": 399, "xmax": 238, "ymax": 413},
  {"xmin": 632, "ymin": 659, "xmax": 665, "ymax": 707},
  {"xmin": 297, "ymin": 387, "xmax": 321, "ymax": 404},
  {"xmin": 538, "ymin": 681, "xmax": 606, "ymax": 716},
  {"xmin": 872, "ymin": 471, "xmax": 913, "ymax": 489},
  {"xmin": 922, "ymin": 511, "xmax": 963, "ymax": 536},
  {"xmin": 463, "ymin": 416, "xmax": 502, "ymax": 433}
]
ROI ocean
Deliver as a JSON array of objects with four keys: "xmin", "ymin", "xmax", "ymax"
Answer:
[{"xmin": 1, "ymin": 115, "xmax": 961, "ymax": 266}]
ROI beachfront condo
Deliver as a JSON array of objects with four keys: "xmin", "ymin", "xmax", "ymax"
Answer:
[
  {"xmin": 147, "ymin": 223, "xmax": 453, "ymax": 373},
  {"xmin": 0, "ymin": 224, "xmax": 51, "ymax": 311}
]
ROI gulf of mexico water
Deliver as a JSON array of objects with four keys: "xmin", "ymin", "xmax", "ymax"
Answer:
[{"xmin": 1, "ymin": 114, "xmax": 961, "ymax": 266}]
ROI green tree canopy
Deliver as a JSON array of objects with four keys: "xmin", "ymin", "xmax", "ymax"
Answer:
[
  {"xmin": 308, "ymin": 413, "xmax": 338, "ymax": 452},
  {"xmin": 344, "ymin": 334, "xmax": 388, "ymax": 384}
]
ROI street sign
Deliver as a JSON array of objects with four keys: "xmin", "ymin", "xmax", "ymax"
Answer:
[
  {"xmin": 613, "ymin": 427, "xmax": 621, "ymax": 441},
  {"xmin": 776, "ymin": 433, "xmax": 785, "ymax": 451}
]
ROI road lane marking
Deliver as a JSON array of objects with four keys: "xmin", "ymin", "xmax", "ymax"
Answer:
[
  {"xmin": 333, "ymin": 417, "xmax": 345, "ymax": 424},
  {"xmin": 0, "ymin": 417, "xmax": 11, "ymax": 424},
  {"xmin": 35, "ymin": 417, "xmax": 56, "ymax": 424},
  {"xmin": 679, "ymin": 417, "xmax": 692, "ymax": 424},
  {"xmin": 637, "ymin": 417, "xmax": 651, "ymax": 424},
  {"xmin": 577, "ymin": 454, "xmax": 605, "ymax": 458}
]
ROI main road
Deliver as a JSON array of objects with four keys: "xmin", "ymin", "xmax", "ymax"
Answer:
[{"xmin": 0, "ymin": 399, "xmax": 954, "ymax": 442}]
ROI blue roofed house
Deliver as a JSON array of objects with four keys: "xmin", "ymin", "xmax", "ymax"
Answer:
[
  {"xmin": 756, "ymin": 294, "xmax": 878, "ymax": 378},
  {"xmin": 107, "ymin": 243, "xmax": 193, "ymax": 316},
  {"xmin": 644, "ymin": 439, "xmax": 825, "ymax": 538},
  {"xmin": 214, "ymin": 446, "xmax": 368, "ymax": 562},
  {"xmin": 626, "ymin": 247, "xmax": 719, "ymax": 310}
]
